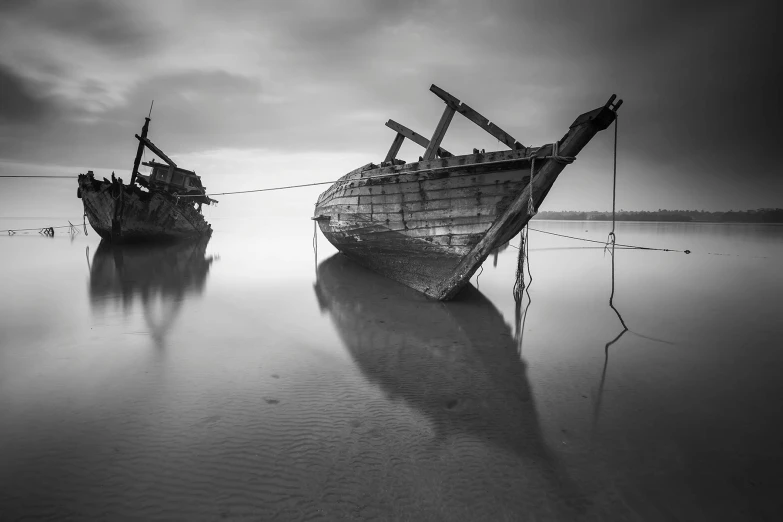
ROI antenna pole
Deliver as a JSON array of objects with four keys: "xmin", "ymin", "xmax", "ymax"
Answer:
[{"xmin": 148, "ymin": 100, "xmax": 154, "ymax": 119}]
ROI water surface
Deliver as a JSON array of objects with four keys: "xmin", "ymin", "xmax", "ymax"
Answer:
[{"xmin": 1, "ymin": 219, "xmax": 781, "ymax": 520}]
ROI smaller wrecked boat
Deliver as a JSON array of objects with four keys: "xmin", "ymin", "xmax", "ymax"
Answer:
[{"xmin": 78, "ymin": 114, "xmax": 216, "ymax": 243}]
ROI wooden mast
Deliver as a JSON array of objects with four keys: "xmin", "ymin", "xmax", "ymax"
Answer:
[{"xmin": 129, "ymin": 117, "xmax": 151, "ymax": 186}]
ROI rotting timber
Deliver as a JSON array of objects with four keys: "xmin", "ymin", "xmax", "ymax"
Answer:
[
  {"xmin": 314, "ymin": 84, "xmax": 622, "ymax": 300},
  {"xmin": 77, "ymin": 114, "xmax": 216, "ymax": 243}
]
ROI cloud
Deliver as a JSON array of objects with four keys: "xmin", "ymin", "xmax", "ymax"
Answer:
[
  {"xmin": 0, "ymin": 64, "xmax": 54, "ymax": 123},
  {"xmin": 0, "ymin": 0, "xmax": 780, "ymax": 210}
]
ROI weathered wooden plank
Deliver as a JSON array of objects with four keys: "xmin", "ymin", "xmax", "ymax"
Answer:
[
  {"xmin": 325, "ymin": 203, "xmax": 508, "ymax": 224},
  {"xmin": 130, "ymin": 117, "xmax": 151, "ymax": 186},
  {"xmin": 324, "ymin": 191, "xmax": 518, "ymax": 218},
  {"xmin": 385, "ymin": 120, "xmax": 452, "ymax": 158},
  {"xmin": 430, "ymin": 84, "xmax": 525, "ymax": 150},
  {"xmin": 423, "ymin": 105, "xmax": 456, "ymax": 161},
  {"xmin": 334, "ymin": 161, "xmax": 531, "ymax": 192},
  {"xmin": 322, "ymin": 219, "xmax": 489, "ymax": 243},
  {"xmin": 135, "ymin": 135, "xmax": 177, "ymax": 168},
  {"xmin": 384, "ymin": 133, "xmax": 406, "ymax": 163},
  {"xmin": 331, "ymin": 175, "xmax": 526, "ymax": 203},
  {"xmin": 341, "ymin": 170, "xmax": 525, "ymax": 196}
]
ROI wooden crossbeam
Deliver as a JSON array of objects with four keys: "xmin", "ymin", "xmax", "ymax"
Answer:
[
  {"xmin": 135, "ymin": 134, "xmax": 177, "ymax": 168},
  {"xmin": 423, "ymin": 105, "xmax": 456, "ymax": 160},
  {"xmin": 430, "ymin": 84, "xmax": 525, "ymax": 150},
  {"xmin": 384, "ymin": 133, "xmax": 406, "ymax": 163},
  {"xmin": 385, "ymin": 120, "xmax": 452, "ymax": 158}
]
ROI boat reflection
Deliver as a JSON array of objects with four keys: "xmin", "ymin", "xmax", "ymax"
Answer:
[
  {"xmin": 88, "ymin": 239, "xmax": 215, "ymax": 346},
  {"xmin": 314, "ymin": 253, "xmax": 553, "ymax": 458}
]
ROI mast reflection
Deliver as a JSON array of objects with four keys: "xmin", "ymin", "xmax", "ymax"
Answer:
[{"xmin": 88, "ymin": 239, "xmax": 215, "ymax": 346}]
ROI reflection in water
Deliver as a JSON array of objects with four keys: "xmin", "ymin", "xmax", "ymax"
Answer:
[
  {"xmin": 593, "ymin": 245, "xmax": 675, "ymax": 429},
  {"xmin": 88, "ymin": 239, "xmax": 215, "ymax": 346},
  {"xmin": 491, "ymin": 240, "xmax": 509, "ymax": 267},
  {"xmin": 315, "ymin": 254, "xmax": 584, "ymax": 511}
]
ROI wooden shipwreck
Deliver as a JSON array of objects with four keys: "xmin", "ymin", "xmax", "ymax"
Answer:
[
  {"xmin": 78, "ymin": 114, "xmax": 216, "ymax": 243},
  {"xmin": 314, "ymin": 85, "xmax": 622, "ymax": 300}
]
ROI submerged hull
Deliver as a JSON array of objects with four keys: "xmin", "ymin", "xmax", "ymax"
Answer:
[
  {"xmin": 315, "ymin": 97, "xmax": 619, "ymax": 300},
  {"xmin": 78, "ymin": 174, "xmax": 212, "ymax": 243}
]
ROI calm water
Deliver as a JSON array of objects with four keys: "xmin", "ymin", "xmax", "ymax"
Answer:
[{"xmin": 1, "ymin": 219, "xmax": 782, "ymax": 521}]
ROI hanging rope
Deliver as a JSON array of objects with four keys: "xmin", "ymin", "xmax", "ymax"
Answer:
[
  {"xmin": 312, "ymin": 218, "xmax": 318, "ymax": 275},
  {"xmin": 605, "ymin": 116, "xmax": 619, "ymax": 252},
  {"xmin": 527, "ymin": 157, "xmax": 537, "ymax": 217},
  {"xmin": 475, "ymin": 264, "xmax": 483, "ymax": 290},
  {"xmin": 513, "ymin": 227, "xmax": 529, "ymax": 303},
  {"xmin": 2, "ymin": 223, "xmax": 84, "ymax": 235}
]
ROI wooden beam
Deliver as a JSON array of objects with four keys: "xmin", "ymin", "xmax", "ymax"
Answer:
[
  {"xmin": 384, "ymin": 133, "xmax": 405, "ymax": 163},
  {"xmin": 134, "ymin": 134, "xmax": 177, "ymax": 168},
  {"xmin": 385, "ymin": 120, "xmax": 452, "ymax": 157},
  {"xmin": 430, "ymin": 84, "xmax": 525, "ymax": 150},
  {"xmin": 423, "ymin": 105, "xmax": 455, "ymax": 160},
  {"xmin": 432, "ymin": 103, "xmax": 618, "ymax": 300},
  {"xmin": 130, "ymin": 117, "xmax": 150, "ymax": 186}
]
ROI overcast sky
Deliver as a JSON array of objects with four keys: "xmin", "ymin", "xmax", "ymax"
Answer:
[{"xmin": 1, "ymin": 0, "xmax": 780, "ymax": 216}]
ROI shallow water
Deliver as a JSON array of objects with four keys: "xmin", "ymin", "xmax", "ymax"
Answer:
[{"xmin": 1, "ymin": 219, "xmax": 782, "ymax": 521}]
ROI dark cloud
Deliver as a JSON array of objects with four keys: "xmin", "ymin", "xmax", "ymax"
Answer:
[
  {"xmin": 0, "ymin": 64, "xmax": 53, "ymax": 123},
  {"xmin": 0, "ymin": 0, "xmax": 154, "ymax": 54},
  {"xmin": 0, "ymin": 0, "xmax": 780, "ymax": 209}
]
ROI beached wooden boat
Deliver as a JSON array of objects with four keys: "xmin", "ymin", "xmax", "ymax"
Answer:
[
  {"xmin": 314, "ymin": 85, "xmax": 622, "ymax": 300},
  {"xmin": 77, "ymin": 115, "xmax": 216, "ymax": 243}
]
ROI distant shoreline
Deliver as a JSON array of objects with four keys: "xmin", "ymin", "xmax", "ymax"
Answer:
[{"xmin": 533, "ymin": 209, "xmax": 783, "ymax": 224}]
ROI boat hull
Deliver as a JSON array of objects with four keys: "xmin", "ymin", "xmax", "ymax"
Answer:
[
  {"xmin": 315, "ymin": 103, "xmax": 617, "ymax": 300},
  {"xmin": 315, "ymin": 151, "xmax": 535, "ymax": 295},
  {"xmin": 78, "ymin": 174, "xmax": 212, "ymax": 243}
]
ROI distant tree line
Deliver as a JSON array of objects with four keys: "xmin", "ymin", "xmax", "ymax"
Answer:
[{"xmin": 533, "ymin": 209, "xmax": 783, "ymax": 223}]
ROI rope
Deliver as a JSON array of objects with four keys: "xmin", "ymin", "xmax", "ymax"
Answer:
[
  {"xmin": 511, "ymin": 141, "xmax": 573, "ymax": 304},
  {"xmin": 527, "ymin": 227, "xmax": 690, "ymax": 253},
  {"xmin": 313, "ymin": 218, "xmax": 318, "ymax": 275},
  {"xmin": 178, "ymin": 145, "xmax": 576, "ymax": 198},
  {"xmin": 178, "ymin": 180, "xmax": 337, "ymax": 197},
  {"xmin": 550, "ymin": 141, "xmax": 576, "ymax": 165},
  {"xmin": 2, "ymin": 223, "xmax": 82, "ymax": 235},
  {"xmin": 605, "ymin": 116, "xmax": 619, "ymax": 250},
  {"xmin": 527, "ymin": 157, "xmax": 536, "ymax": 217},
  {"xmin": 0, "ymin": 175, "xmax": 75, "ymax": 178},
  {"xmin": 513, "ymin": 227, "xmax": 531, "ymax": 303},
  {"xmin": 1, "ymin": 219, "xmax": 88, "ymax": 236}
]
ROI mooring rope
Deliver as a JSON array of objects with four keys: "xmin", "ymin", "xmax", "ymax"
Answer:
[
  {"xmin": 312, "ymin": 218, "xmax": 318, "ymax": 276},
  {"xmin": 0, "ymin": 175, "xmax": 76, "ymax": 178},
  {"xmin": 512, "ymin": 140, "xmax": 572, "ymax": 304},
  {"xmin": 513, "ymin": 229, "xmax": 527, "ymax": 302},
  {"xmin": 526, "ymin": 227, "xmax": 691, "ymax": 253},
  {"xmin": 1, "ymin": 223, "xmax": 85, "ymax": 235},
  {"xmin": 605, "ymin": 116, "xmax": 619, "ymax": 251}
]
